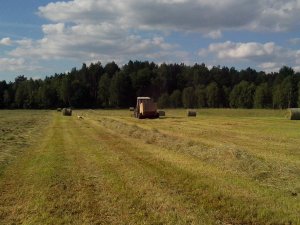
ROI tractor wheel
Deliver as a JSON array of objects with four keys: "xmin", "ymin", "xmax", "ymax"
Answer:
[{"xmin": 138, "ymin": 113, "xmax": 143, "ymax": 119}]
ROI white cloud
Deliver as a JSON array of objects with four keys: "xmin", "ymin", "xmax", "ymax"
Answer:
[
  {"xmin": 253, "ymin": 0, "xmax": 300, "ymax": 31},
  {"xmin": 4, "ymin": 0, "xmax": 187, "ymax": 65},
  {"xmin": 208, "ymin": 41, "xmax": 278, "ymax": 59},
  {"xmin": 204, "ymin": 30, "xmax": 222, "ymax": 39},
  {"xmin": 289, "ymin": 38, "xmax": 300, "ymax": 45},
  {"xmin": 198, "ymin": 48, "xmax": 208, "ymax": 57},
  {"xmin": 29, "ymin": 0, "xmax": 300, "ymax": 67},
  {"xmin": 259, "ymin": 62, "xmax": 281, "ymax": 73},
  {"xmin": 42, "ymin": 23, "xmax": 65, "ymax": 35},
  {"xmin": 38, "ymin": 0, "xmax": 300, "ymax": 33},
  {"xmin": 10, "ymin": 23, "xmax": 178, "ymax": 63},
  {"xmin": 259, "ymin": 62, "xmax": 277, "ymax": 69},
  {"xmin": 199, "ymin": 41, "xmax": 300, "ymax": 72},
  {"xmin": 0, "ymin": 57, "xmax": 40, "ymax": 72},
  {"xmin": 16, "ymin": 39, "xmax": 33, "ymax": 47},
  {"xmin": 0, "ymin": 37, "xmax": 12, "ymax": 46},
  {"xmin": 0, "ymin": 57, "xmax": 24, "ymax": 67},
  {"xmin": 3, "ymin": 0, "xmax": 300, "ymax": 74}
]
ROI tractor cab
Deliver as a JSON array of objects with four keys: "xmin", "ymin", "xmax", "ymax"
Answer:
[{"xmin": 134, "ymin": 97, "xmax": 159, "ymax": 119}]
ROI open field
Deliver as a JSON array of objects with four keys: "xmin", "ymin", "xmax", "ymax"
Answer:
[
  {"xmin": 0, "ymin": 110, "xmax": 52, "ymax": 175},
  {"xmin": 0, "ymin": 109, "xmax": 299, "ymax": 224}
]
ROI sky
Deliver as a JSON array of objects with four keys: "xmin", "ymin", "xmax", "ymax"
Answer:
[{"xmin": 1, "ymin": 0, "xmax": 300, "ymax": 81}]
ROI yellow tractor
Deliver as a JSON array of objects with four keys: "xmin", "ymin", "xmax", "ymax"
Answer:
[{"xmin": 134, "ymin": 97, "xmax": 159, "ymax": 119}]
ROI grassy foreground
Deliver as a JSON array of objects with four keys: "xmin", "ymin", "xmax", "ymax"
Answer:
[{"xmin": 0, "ymin": 109, "xmax": 299, "ymax": 224}]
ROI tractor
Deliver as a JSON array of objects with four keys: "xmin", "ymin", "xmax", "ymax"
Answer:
[{"xmin": 134, "ymin": 97, "xmax": 159, "ymax": 119}]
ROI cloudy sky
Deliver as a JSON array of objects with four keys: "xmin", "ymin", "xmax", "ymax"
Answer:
[{"xmin": 1, "ymin": 0, "xmax": 300, "ymax": 80}]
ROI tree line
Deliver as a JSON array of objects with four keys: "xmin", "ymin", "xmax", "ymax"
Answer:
[{"xmin": 0, "ymin": 61, "xmax": 300, "ymax": 109}]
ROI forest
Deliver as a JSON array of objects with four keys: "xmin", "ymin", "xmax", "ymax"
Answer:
[{"xmin": 0, "ymin": 60, "xmax": 300, "ymax": 109}]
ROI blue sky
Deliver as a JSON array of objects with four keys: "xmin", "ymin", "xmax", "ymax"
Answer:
[{"xmin": 1, "ymin": 0, "xmax": 300, "ymax": 81}]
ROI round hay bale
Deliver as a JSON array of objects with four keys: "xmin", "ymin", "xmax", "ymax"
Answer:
[
  {"xmin": 158, "ymin": 110, "xmax": 165, "ymax": 116},
  {"xmin": 129, "ymin": 107, "xmax": 134, "ymax": 111},
  {"xmin": 62, "ymin": 108, "xmax": 72, "ymax": 116},
  {"xmin": 289, "ymin": 108, "xmax": 300, "ymax": 120},
  {"xmin": 57, "ymin": 108, "xmax": 62, "ymax": 112},
  {"xmin": 187, "ymin": 110, "xmax": 197, "ymax": 117}
]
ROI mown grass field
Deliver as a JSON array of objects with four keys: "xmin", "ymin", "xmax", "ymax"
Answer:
[{"xmin": 0, "ymin": 109, "xmax": 299, "ymax": 225}]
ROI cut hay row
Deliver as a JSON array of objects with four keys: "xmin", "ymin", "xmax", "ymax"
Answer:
[
  {"xmin": 1, "ymin": 109, "xmax": 299, "ymax": 225},
  {"xmin": 82, "ymin": 115, "xmax": 300, "ymax": 224},
  {"xmin": 95, "ymin": 118, "xmax": 270, "ymax": 177},
  {"xmin": 0, "ymin": 111, "xmax": 52, "ymax": 174},
  {"xmin": 97, "ymin": 117, "xmax": 298, "ymax": 182},
  {"xmin": 289, "ymin": 108, "xmax": 300, "ymax": 120}
]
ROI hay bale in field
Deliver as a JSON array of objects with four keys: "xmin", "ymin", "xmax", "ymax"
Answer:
[
  {"xmin": 289, "ymin": 108, "xmax": 300, "ymax": 120},
  {"xmin": 57, "ymin": 108, "xmax": 62, "ymax": 112},
  {"xmin": 158, "ymin": 110, "xmax": 165, "ymax": 117},
  {"xmin": 187, "ymin": 109, "xmax": 197, "ymax": 117},
  {"xmin": 129, "ymin": 107, "xmax": 134, "ymax": 111},
  {"xmin": 62, "ymin": 108, "xmax": 72, "ymax": 116}
]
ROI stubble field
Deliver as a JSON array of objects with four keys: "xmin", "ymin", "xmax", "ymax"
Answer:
[{"xmin": 0, "ymin": 109, "xmax": 299, "ymax": 225}]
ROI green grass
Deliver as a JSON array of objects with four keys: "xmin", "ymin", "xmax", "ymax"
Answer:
[
  {"xmin": 0, "ymin": 110, "xmax": 52, "ymax": 175},
  {"xmin": 0, "ymin": 109, "xmax": 299, "ymax": 224}
]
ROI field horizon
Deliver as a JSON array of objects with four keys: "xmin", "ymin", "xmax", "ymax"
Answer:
[{"xmin": 0, "ymin": 109, "xmax": 299, "ymax": 224}]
